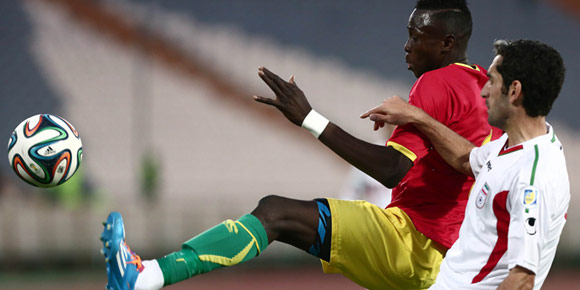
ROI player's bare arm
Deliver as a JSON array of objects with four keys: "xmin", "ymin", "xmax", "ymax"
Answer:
[
  {"xmin": 361, "ymin": 96, "xmax": 474, "ymax": 177},
  {"xmin": 497, "ymin": 266, "xmax": 535, "ymax": 290},
  {"xmin": 254, "ymin": 67, "xmax": 412, "ymax": 188}
]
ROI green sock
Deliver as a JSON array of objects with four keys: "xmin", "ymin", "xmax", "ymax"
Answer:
[{"xmin": 156, "ymin": 214, "xmax": 269, "ymax": 286}]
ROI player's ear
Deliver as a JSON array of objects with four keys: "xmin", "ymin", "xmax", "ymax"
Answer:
[
  {"xmin": 441, "ymin": 34, "xmax": 456, "ymax": 53},
  {"xmin": 508, "ymin": 80, "xmax": 523, "ymax": 106}
]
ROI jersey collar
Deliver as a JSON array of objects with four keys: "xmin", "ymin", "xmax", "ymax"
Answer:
[{"xmin": 498, "ymin": 123, "xmax": 554, "ymax": 157}]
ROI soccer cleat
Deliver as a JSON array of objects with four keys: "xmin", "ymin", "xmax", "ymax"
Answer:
[{"xmin": 101, "ymin": 212, "xmax": 144, "ymax": 290}]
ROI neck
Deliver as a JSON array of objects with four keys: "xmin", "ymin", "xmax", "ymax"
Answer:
[
  {"xmin": 442, "ymin": 53, "xmax": 469, "ymax": 67},
  {"xmin": 505, "ymin": 114, "xmax": 547, "ymax": 147}
]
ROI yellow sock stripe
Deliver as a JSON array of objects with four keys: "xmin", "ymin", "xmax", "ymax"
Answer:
[
  {"xmin": 223, "ymin": 220, "xmax": 239, "ymax": 234},
  {"xmin": 198, "ymin": 240, "xmax": 255, "ymax": 266},
  {"xmin": 235, "ymin": 221, "xmax": 262, "ymax": 254},
  {"xmin": 197, "ymin": 220, "xmax": 261, "ymax": 267}
]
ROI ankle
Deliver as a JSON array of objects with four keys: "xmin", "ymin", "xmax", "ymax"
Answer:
[{"xmin": 135, "ymin": 260, "xmax": 164, "ymax": 290}]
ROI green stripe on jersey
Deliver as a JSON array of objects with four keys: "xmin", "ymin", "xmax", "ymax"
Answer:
[{"xmin": 530, "ymin": 144, "xmax": 539, "ymax": 185}]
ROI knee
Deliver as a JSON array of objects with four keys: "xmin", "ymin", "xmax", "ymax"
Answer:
[
  {"xmin": 252, "ymin": 195, "xmax": 287, "ymax": 223},
  {"xmin": 252, "ymin": 195, "xmax": 316, "ymax": 228},
  {"xmin": 251, "ymin": 195, "xmax": 320, "ymax": 247},
  {"xmin": 257, "ymin": 194, "xmax": 286, "ymax": 207}
]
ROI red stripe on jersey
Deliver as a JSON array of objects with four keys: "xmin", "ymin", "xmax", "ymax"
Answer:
[
  {"xmin": 498, "ymin": 140, "xmax": 523, "ymax": 156},
  {"xmin": 472, "ymin": 191, "xmax": 510, "ymax": 284}
]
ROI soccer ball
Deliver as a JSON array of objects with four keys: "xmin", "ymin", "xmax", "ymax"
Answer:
[{"xmin": 7, "ymin": 114, "xmax": 83, "ymax": 187}]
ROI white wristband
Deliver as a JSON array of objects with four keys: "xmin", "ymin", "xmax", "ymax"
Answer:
[{"xmin": 301, "ymin": 110, "xmax": 329, "ymax": 138}]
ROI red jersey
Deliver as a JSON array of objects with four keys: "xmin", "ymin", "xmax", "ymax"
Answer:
[{"xmin": 387, "ymin": 63, "xmax": 501, "ymax": 249}]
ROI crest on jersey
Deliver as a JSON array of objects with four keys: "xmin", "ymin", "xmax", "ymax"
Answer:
[
  {"xmin": 476, "ymin": 182, "xmax": 490, "ymax": 209},
  {"xmin": 522, "ymin": 186, "xmax": 538, "ymax": 207}
]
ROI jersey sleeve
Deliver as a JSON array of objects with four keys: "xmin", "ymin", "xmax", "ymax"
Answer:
[
  {"xmin": 387, "ymin": 74, "xmax": 450, "ymax": 162},
  {"xmin": 506, "ymin": 179, "xmax": 541, "ymax": 274},
  {"xmin": 469, "ymin": 147, "xmax": 484, "ymax": 179},
  {"xmin": 469, "ymin": 138, "xmax": 498, "ymax": 179}
]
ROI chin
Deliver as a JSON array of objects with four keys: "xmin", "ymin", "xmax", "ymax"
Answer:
[{"xmin": 488, "ymin": 118, "xmax": 505, "ymax": 130}]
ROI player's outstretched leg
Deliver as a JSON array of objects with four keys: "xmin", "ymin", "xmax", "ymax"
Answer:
[
  {"xmin": 99, "ymin": 195, "xmax": 323, "ymax": 289},
  {"xmin": 101, "ymin": 211, "xmax": 143, "ymax": 290}
]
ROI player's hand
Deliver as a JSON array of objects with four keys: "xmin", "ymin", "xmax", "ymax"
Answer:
[
  {"xmin": 253, "ymin": 67, "xmax": 312, "ymax": 127},
  {"xmin": 360, "ymin": 96, "xmax": 423, "ymax": 130}
]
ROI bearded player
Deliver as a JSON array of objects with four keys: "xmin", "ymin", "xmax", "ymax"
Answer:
[{"xmin": 363, "ymin": 39, "xmax": 569, "ymax": 289}]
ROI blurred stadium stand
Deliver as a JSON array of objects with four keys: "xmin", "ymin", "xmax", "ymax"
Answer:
[{"xmin": 0, "ymin": 0, "xmax": 579, "ymax": 288}]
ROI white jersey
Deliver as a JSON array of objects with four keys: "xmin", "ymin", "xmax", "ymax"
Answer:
[{"xmin": 431, "ymin": 123, "xmax": 570, "ymax": 290}]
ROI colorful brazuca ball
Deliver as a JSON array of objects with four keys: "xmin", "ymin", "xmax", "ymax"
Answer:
[{"xmin": 7, "ymin": 114, "xmax": 83, "ymax": 187}]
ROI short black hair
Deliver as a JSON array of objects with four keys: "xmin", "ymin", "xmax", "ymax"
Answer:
[
  {"xmin": 493, "ymin": 39, "xmax": 566, "ymax": 117},
  {"xmin": 415, "ymin": 0, "xmax": 472, "ymax": 40}
]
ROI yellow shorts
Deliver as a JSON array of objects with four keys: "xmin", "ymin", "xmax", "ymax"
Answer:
[{"xmin": 321, "ymin": 199, "xmax": 446, "ymax": 290}]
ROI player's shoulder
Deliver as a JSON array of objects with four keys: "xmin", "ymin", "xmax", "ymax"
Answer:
[
  {"xmin": 514, "ymin": 137, "xmax": 566, "ymax": 185},
  {"xmin": 481, "ymin": 132, "xmax": 507, "ymax": 149},
  {"xmin": 417, "ymin": 63, "xmax": 486, "ymax": 85},
  {"xmin": 416, "ymin": 67, "xmax": 446, "ymax": 84},
  {"xmin": 472, "ymin": 133, "xmax": 506, "ymax": 160},
  {"xmin": 448, "ymin": 63, "xmax": 487, "ymax": 75},
  {"xmin": 524, "ymin": 126, "xmax": 565, "ymax": 162},
  {"xmin": 411, "ymin": 63, "xmax": 487, "ymax": 108},
  {"xmin": 412, "ymin": 68, "xmax": 449, "ymax": 96}
]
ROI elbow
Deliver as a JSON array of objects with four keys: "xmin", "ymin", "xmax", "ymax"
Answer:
[
  {"xmin": 368, "ymin": 146, "xmax": 413, "ymax": 189},
  {"xmin": 459, "ymin": 160, "xmax": 474, "ymax": 177},
  {"xmin": 384, "ymin": 182, "xmax": 398, "ymax": 189},
  {"xmin": 498, "ymin": 266, "xmax": 535, "ymax": 290},
  {"xmin": 381, "ymin": 153, "xmax": 413, "ymax": 188},
  {"xmin": 382, "ymin": 176, "xmax": 401, "ymax": 189},
  {"xmin": 378, "ymin": 167, "xmax": 407, "ymax": 189},
  {"xmin": 379, "ymin": 158, "xmax": 413, "ymax": 189}
]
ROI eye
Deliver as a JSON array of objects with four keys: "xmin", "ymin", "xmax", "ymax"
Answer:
[{"xmin": 407, "ymin": 29, "xmax": 417, "ymax": 40}]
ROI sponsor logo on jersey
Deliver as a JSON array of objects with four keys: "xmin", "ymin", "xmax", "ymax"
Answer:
[
  {"xmin": 523, "ymin": 186, "xmax": 538, "ymax": 207},
  {"xmin": 476, "ymin": 182, "xmax": 490, "ymax": 209},
  {"xmin": 525, "ymin": 217, "xmax": 537, "ymax": 235}
]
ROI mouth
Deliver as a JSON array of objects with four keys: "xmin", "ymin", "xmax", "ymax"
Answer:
[{"xmin": 405, "ymin": 55, "xmax": 412, "ymax": 70}]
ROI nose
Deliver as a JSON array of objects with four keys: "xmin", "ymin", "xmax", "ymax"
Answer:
[
  {"xmin": 480, "ymin": 89, "xmax": 488, "ymax": 99},
  {"xmin": 481, "ymin": 82, "xmax": 490, "ymax": 99},
  {"xmin": 404, "ymin": 38, "xmax": 411, "ymax": 53}
]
